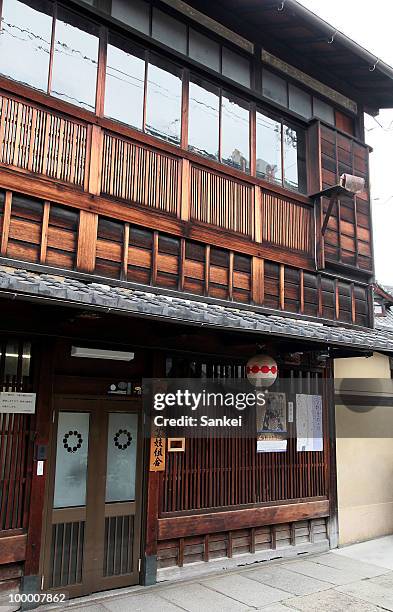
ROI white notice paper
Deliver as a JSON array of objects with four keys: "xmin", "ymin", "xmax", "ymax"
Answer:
[
  {"xmin": 296, "ymin": 394, "xmax": 323, "ymax": 452},
  {"xmin": 0, "ymin": 392, "xmax": 36, "ymax": 414},
  {"xmin": 257, "ymin": 438, "xmax": 287, "ymax": 453}
]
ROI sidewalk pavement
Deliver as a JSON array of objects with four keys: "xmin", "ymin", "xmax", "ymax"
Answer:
[{"xmin": 34, "ymin": 536, "xmax": 393, "ymax": 611}]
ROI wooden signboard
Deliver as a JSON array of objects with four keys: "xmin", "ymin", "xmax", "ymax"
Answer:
[{"xmin": 149, "ymin": 433, "xmax": 166, "ymax": 472}]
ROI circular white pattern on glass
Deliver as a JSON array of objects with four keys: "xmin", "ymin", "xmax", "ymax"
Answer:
[
  {"xmin": 63, "ymin": 430, "xmax": 83, "ymax": 453},
  {"xmin": 114, "ymin": 429, "xmax": 132, "ymax": 450}
]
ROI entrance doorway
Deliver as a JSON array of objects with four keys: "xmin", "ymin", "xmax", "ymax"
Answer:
[{"xmin": 43, "ymin": 396, "xmax": 143, "ymax": 597}]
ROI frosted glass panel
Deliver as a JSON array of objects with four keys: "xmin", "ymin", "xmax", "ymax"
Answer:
[
  {"xmin": 152, "ymin": 8, "xmax": 187, "ymax": 54},
  {"xmin": 262, "ymin": 69, "xmax": 287, "ymax": 107},
  {"xmin": 106, "ymin": 413, "xmax": 138, "ymax": 503},
  {"xmin": 313, "ymin": 97, "xmax": 334, "ymax": 125},
  {"xmin": 289, "ymin": 84, "xmax": 312, "ymax": 119},
  {"xmin": 112, "ymin": 0, "xmax": 150, "ymax": 34},
  {"xmin": 189, "ymin": 29, "xmax": 220, "ymax": 72},
  {"xmin": 54, "ymin": 412, "xmax": 89, "ymax": 509},
  {"xmin": 222, "ymin": 47, "xmax": 250, "ymax": 89}
]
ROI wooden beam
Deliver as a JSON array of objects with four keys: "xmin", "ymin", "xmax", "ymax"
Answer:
[
  {"xmin": 76, "ymin": 210, "xmax": 98, "ymax": 273},
  {"xmin": 0, "ymin": 167, "xmax": 315, "ymax": 271},
  {"xmin": 0, "ymin": 190, "xmax": 11, "ymax": 255},
  {"xmin": 158, "ymin": 500, "xmax": 329, "ymax": 540}
]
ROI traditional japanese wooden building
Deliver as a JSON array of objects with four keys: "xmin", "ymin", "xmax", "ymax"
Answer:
[{"xmin": 0, "ymin": 0, "xmax": 393, "ymax": 604}]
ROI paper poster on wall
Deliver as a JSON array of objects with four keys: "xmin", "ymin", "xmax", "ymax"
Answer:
[
  {"xmin": 256, "ymin": 392, "xmax": 287, "ymax": 433},
  {"xmin": 257, "ymin": 434, "xmax": 287, "ymax": 453},
  {"xmin": 296, "ymin": 394, "xmax": 323, "ymax": 452},
  {"xmin": 0, "ymin": 392, "xmax": 36, "ymax": 414},
  {"xmin": 256, "ymin": 392, "xmax": 287, "ymax": 453}
]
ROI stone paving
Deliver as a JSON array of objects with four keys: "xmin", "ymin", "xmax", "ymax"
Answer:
[{"xmin": 32, "ymin": 539, "xmax": 393, "ymax": 612}]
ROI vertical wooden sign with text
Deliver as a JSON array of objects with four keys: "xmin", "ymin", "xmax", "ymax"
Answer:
[{"xmin": 149, "ymin": 429, "xmax": 166, "ymax": 472}]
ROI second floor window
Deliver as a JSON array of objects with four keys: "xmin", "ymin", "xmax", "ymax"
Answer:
[
  {"xmin": 0, "ymin": 0, "xmax": 52, "ymax": 91},
  {"xmin": 50, "ymin": 8, "xmax": 99, "ymax": 112},
  {"xmin": 145, "ymin": 56, "xmax": 182, "ymax": 146},
  {"xmin": 105, "ymin": 36, "xmax": 145, "ymax": 129},
  {"xmin": 188, "ymin": 77, "xmax": 250, "ymax": 172},
  {"xmin": 256, "ymin": 110, "xmax": 306, "ymax": 193}
]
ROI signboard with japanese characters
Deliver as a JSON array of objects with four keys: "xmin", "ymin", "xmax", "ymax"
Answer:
[{"xmin": 149, "ymin": 428, "xmax": 166, "ymax": 471}]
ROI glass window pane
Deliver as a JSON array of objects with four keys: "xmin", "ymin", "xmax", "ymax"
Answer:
[
  {"xmin": 106, "ymin": 413, "xmax": 138, "ymax": 503},
  {"xmin": 105, "ymin": 37, "xmax": 145, "ymax": 129},
  {"xmin": 222, "ymin": 47, "xmax": 250, "ymax": 89},
  {"xmin": 51, "ymin": 9, "xmax": 99, "ymax": 111},
  {"xmin": 111, "ymin": 0, "xmax": 150, "ymax": 34},
  {"xmin": 188, "ymin": 77, "xmax": 219, "ymax": 160},
  {"xmin": 54, "ymin": 412, "xmax": 89, "ymax": 509},
  {"xmin": 145, "ymin": 56, "xmax": 182, "ymax": 145},
  {"xmin": 289, "ymin": 84, "xmax": 312, "ymax": 119},
  {"xmin": 152, "ymin": 8, "xmax": 187, "ymax": 55},
  {"xmin": 221, "ymin": 92, "xmax": 249, "ymax": 172},
  {"xmin": 0, "ymin": 0, "xmax": 52, "ymax": 91},
  {"xmin": 256, "ymin": 111, "xmax": 282, "ymax": 185},
  {"xmin": 283, "ymin": 124, "xmax": 307, "ymax": 193},
  {"xmin": 189, "ymin": 29, "xmax": 220, "ymax": 72},
  {"xmin": 313, "ymin": 97, "xmax": 334, "ymax": 125},
  {"xmin": 262, "ymin": 69, "xmax": 287, "ymax": 107}
]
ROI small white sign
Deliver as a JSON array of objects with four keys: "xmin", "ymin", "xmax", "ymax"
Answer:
[
  {"xmin": 288, "ymin": 402, "xmax": 294, "ymax": 422},
  {"xmin": 36, "ymin": 460, "xmax": 44, "ymax": 476},
  {"xmin": 0, "ymin": 392, "xmax": 36, "ymax": 414}
]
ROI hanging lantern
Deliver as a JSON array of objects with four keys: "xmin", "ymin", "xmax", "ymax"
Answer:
[{"xmin": 246, "ymin": 354, "xmax": 278, "ymax": 388}]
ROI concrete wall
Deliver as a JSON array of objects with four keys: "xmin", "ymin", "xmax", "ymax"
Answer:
[{"xmin": 334, "ymin": 352, "xmax": 393, "ymax": 545}]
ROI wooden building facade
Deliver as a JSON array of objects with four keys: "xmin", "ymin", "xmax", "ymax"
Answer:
[{"xmin": 0, "ymin": 0, "xmax": 392, "ymax": 602}]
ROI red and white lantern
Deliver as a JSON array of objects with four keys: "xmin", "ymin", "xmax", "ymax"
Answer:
[{"xmin": 246, "ymin": 354, "xmax": 278, "ymax": 388}]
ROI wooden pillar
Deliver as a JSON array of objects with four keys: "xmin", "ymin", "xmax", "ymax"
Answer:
[
  {"xmin": 142, "ymin": 352, "xmax": 166, "ymax": 586},
  {"xmin": 22, "ymin": 341, "xmax": 55, "ymax": 598},
  {"xmin": 325, "ymin": 359, "xmax": 339, "ymax": 549},
  {"xmin": 76, "ymin": 210, "xmax": 98, "ymax": 273}
]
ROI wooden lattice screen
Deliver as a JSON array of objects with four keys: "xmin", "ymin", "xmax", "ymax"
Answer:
[
  {"xmin": 161, "ymin": 359, "xmax": 328, "ymax": 515},
  {"xmin": 0, "ymin": 339, "xmax": 33, "ymax": 531}
]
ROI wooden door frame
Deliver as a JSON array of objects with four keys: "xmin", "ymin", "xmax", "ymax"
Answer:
[{"xmin": 41, "ymin": 394, "xmax": 145, "ymax": 598}]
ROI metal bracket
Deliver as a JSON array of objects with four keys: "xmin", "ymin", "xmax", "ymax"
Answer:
[{"xmin": 321, "ymin": 194, "xmax": 339, "ymax": 236}]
